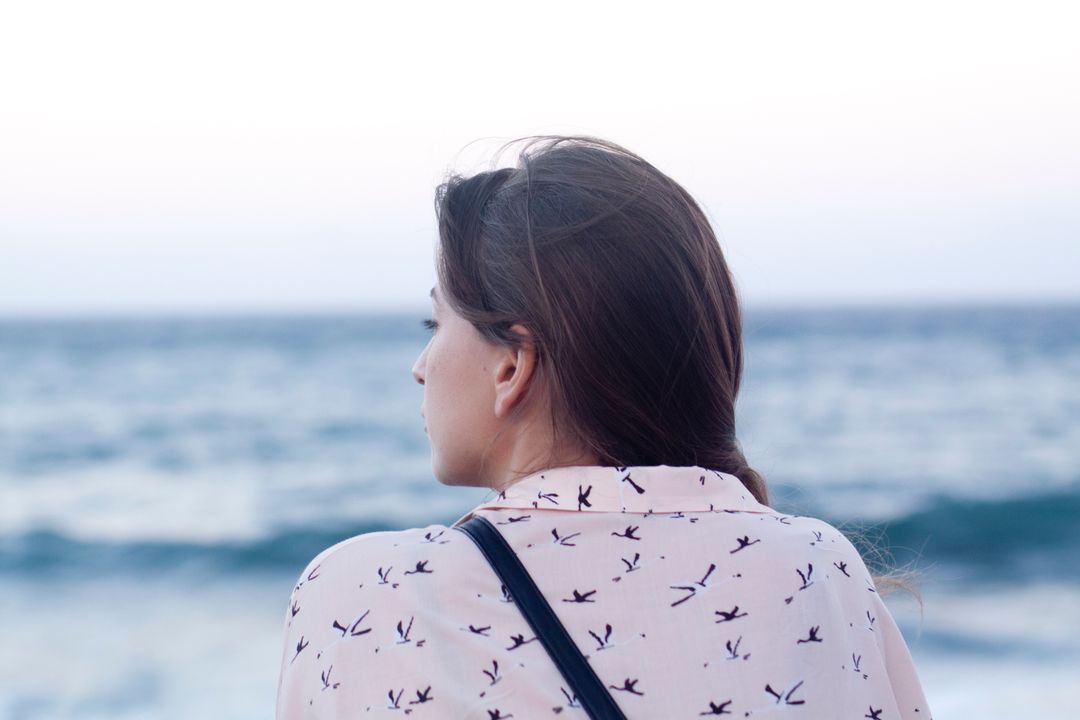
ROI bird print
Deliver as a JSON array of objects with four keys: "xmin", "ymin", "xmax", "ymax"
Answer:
[
  {"xmin": 670, "ymin": 562, "xmax": 717, "ymax": 606},
  {"xmin": 765, "ymin": 680, "xmax": 805, "ymax": 705},
  {"xmin": 797, "ymin": 563, "xmax": 814, "ymax": 590},
  {"xmin": 730, "ymin": 535, "xmax": 760, "ymax": 553},
  {"xmin": 506, "ymin": 633, "xmax": 537, "ymax": 650},
  {"xmin": 699, "ymin": 699, "xmax": 733, "ymax": 715},
  {"xmin": 537, "ymin": 490, "xmax": 559, "ymax": 505},
  {"xmin": 621, "ymin": 473, "xmax": 646, "ymax": 494},
  {"xmin": 396, "ymin": 617, "xmax": 414, "ymax": 644},
  {"xmin": 291, "ymin": 635, "xmax": 308, "ymax": 663},
  {"xmin": 578, "ymin": 484, "xmax": 593, "ymax": 510},
  {"xmin": 409, "ymin": 686, "xmax": 434, "ymax": 705},
  {"xmin": 551, "ymin": 527, "xmax": 581, "ymax": 546},
  {"xmin": 608, "ymin": 678, "xmax": 644, "ymax": 695},
  {"xmin": 714, "ymin": 606, "xmax": 748, "ymax": 623},
  {"xmin": 562, "ymin": 588, "xmax": 597, "ymax": 603},
  {"xmin": 482, "ymin": 659, "xmax": 502, "ymax": 686},
  {"xmin": 725, "ymin": 636, "xmax": 749, "ymax": 661},
  {"xmin": 276, "ymin": 464, "xmax": 930, "ymax": 719},
  {"xmin": 320, "ymin": 665, "xmax": 340, "ymax": 691},
  {"xmin": 588, "ymin": 623, "xmax": 614, "ymax": 650},
  {"xmin": 404, "ymin": 560, "xmax": 433, "ymax": 575}
]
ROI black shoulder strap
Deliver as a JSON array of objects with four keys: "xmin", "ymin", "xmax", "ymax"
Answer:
[{"xmin": 455, "ymin": 514, "xmax": 628, "ymax": 720}]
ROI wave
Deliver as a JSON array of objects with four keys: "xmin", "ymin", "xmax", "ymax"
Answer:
[
  {"xmin": 3, "ymin": 487, "xmax": 1079, "ymax": 581},
  {"xmin": 836, "ymin": 485, "xmax": 1080, "ymax": 582},
  {"xmin": 0, "ymin": 522, "xmax": 400, "ymax": 579}
]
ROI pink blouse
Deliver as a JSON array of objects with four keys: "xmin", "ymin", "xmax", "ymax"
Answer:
[{"xmin": 276, "ymin": 464, "xmax": 931, "ymax": 719}]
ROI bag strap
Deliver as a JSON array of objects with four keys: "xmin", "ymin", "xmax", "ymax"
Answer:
[{"xmin": 455, "ymin": 514, "xmax": 628, "ymax": 720}]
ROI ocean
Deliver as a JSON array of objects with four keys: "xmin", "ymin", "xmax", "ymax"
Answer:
[{"xmin": 1, "ymin": 303, "xmax": 1077, "ymax": 719}]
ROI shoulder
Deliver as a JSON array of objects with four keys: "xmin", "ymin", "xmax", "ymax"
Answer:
[{"xmin": 289, "ymin": 523, "xmax": 465, "ymax": 596}]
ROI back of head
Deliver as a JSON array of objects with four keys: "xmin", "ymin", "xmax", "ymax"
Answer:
[{"xmin": 434, "ymin": 135, "xmax": 768, "ymax": 505}]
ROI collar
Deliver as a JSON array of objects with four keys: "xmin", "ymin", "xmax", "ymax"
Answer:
[{"xmin": 453, "ymin": 464, "xmax": 772, "ymax": 526}]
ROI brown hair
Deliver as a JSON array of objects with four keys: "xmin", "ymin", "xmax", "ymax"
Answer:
[{"xmin": 433, "ymin": 135, "xmax": 768, "ymax": 505}]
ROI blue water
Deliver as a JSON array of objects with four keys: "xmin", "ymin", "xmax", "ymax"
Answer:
[{"xmin": 1, "ymin": 303, "xmax": 1077, "ymax": 719}]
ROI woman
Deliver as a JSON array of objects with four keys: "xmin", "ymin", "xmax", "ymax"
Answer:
[{"xmin": 275, "ymin": 136, "xmax": 930, "ymax": 718}]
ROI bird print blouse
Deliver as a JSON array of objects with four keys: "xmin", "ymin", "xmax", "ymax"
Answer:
[{"xmin": 276, "ymin": 464, "xmax": 931, "ymax": 719}]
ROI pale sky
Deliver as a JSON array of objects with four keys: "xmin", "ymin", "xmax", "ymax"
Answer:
[{"xmin": 1, "ymin": 0, "xmax": 1077, "ymax": 316}]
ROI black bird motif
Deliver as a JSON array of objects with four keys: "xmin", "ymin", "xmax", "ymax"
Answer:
[
  {"xmin": 560, "ymin": 687, "xmax": 581, "ymax": 708},
  {"xmin": 620, "ymin": 553, "xmax": 642, "ymax": 573},
  {"xmin": 499, "ymin": 584, "xmax": 514, "ymax": 603},
  {"xmin": 764, "ymin": 680, "xmax": 805, "ymax": 705},
  {"xmin": 387, "ymin": 688, "xmax": 403, "ymax": 709},
  {"xmin": 348, "ymin": 610, "xmax": 372, "ymax": 636},
  {"xmin": 409, "ymin": 686, "xmax": 434, "ymax": 704},
  {"xmin": 482, "ymin": 659, "xmax": 502, "ymax": 685},
  {"xmin": 396, "ymin": 616, "xmax": 414, "ymax": 644},
  {"xmin": 377, "ymin": 566, "xmax": 393, "ymax": 585},
  {"xmin": 589, "ymin": 623, "xmax": 614, "ymax": 650},
  {"xmin": 578, "ymin": 484, "xmax": 593, "ymax": 510},
  {"xmin": 725, "ymin": 636, "xmax": 748, "ymax": 660},
  {"xmin": 810, "ymin": 530, "xmax": 823, "ymax": 545},
  {"xmin": 699, "ymin": 699, "xmax": 733, "ymax": 715},
  {"xmin": 730, "ymin": 535, "xmax": 760, "ymax": 553},
  {"xmin": 551, "ymin": 527, "xmax": 581, "ymax": 546},
  {"xmin": 506, "ymin": 633, "xmax": 537, "ymax": 650},
  {"xmin": 608, "ymin": 678, "xmax": 644, "ymax": 695},
  {"xmin": 834, "ymin": 560, "xmax": 850, "ymax": 577},
  {"xmin": 670, "ymin": 562, "xmax": 717, "ymax": 606},
  {"xmin": 496, "ymin": 514, "xmax": 531, "ymax": 525},
  {"xmin": 306, "ymin": 564, "xmax": 321, "ymax": 581},
  {"xmin": 487, "ymin": 710, "xmax": 513, "ymax": 720},
  {"xmin": 290, "ymin": 600, "xmax": 300, "ymax": 618},
  {"xmin": 714, "ymin": 606, "xmax": 748, "ymax": 623},
  {"xmin": 537, "ymin": 490, "xmax": 559, "ymax": 505},
  {"xmin": 562, "ymin": 589, "xmax": 597, "ymax": 603},
  {"xmin": 796, "ymin": 626, "xmax": 822, "ymax": 644},
  {"xmin": 320, "ymin": 665, "xmax": 340, "ymax": 690},
  {"xmin": 866, "ymin": 610, "xmax": 877, "ymax": 630},
  {"xmin": 865, "ymin": 707, "xmax": 883, "ymax": 720},
  {"xmin": 404, "ymin": 560, "xmax": 433, "ymax": 575},
  {"xmin": 291, "ymin": 636, "xmax": 308, "ymax": 663},
  {"xmin": 796, "ymin": 563, "xmax": 814, "ymax": 590},
  {"xmin": 467, "ymin": 624, "xmax": 491, "ymax": 636},
  {"xmin": 422, "ymin": 530, "xmax": 447, "ymax": 543},
  {"xmin": 611, "ymin": 525, "xmax": 641, "ymax": 540},
  {"xmin": 621, "ymin": 473, "xmax": 646, "ymax": 494}
]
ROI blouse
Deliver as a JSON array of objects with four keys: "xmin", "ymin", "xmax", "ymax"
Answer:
[{"xmin": 275, "ymin": 464, "xmax": 931, "ymax": 719}]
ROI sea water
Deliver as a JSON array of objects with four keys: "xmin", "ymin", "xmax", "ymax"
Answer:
[{"xmin": 1, "ymin": 304, "xmax": 1077, "ymax": 719}]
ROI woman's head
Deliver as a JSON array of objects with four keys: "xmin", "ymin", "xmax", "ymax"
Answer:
[{"xmin": 412, "ymin": 135, "xmax": 767, "ymax": 504}]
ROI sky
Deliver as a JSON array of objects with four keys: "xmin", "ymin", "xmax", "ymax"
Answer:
[{"xmin": 1, "ymin": 0, "xmax": 1077, "ymax": 316}]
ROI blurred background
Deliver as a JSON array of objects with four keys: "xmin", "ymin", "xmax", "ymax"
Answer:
[{"xmin": 1, "ymin": 1, "xmax": 1078, "ymax": 718}]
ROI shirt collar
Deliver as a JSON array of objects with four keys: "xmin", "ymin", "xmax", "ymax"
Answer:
[{"xmin": 453, "ymin": 464, "xmax": 772, "ymax": 526}]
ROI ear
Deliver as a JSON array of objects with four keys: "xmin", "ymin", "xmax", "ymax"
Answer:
[{"xmin": 492, "ymin": 324, "xmax": 539, "ymax": 419}]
